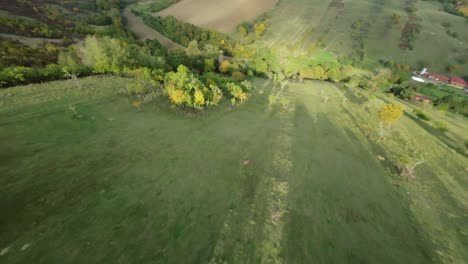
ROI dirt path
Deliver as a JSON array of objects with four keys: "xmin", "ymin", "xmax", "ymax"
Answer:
[{"xmin": 123, "ymin": 7, "xmax": 184, "ymax": 50}]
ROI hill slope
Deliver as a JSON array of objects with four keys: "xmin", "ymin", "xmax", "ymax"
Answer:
[
  {"xmin": 262, "ymin": 0, "xmax": 468, "ymax": 75},
  {"xmin": 1, "ymin": 77, "xmax": 467, "ymax": 263}
]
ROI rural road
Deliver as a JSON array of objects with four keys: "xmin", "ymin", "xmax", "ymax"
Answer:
[{"xmin": 123, "ymin": 7, "xmax": 185, "ymax": 50}]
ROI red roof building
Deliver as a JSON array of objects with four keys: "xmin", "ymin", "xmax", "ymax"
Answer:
[
  {"xmin": 422, "ymin": 73, "xmax": 450, "ymax": 82},
  {"xmin": 449, "ymin": 77, "xmax": 467, "ymax": 87}
]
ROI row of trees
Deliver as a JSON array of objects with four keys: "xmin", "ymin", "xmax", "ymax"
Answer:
[
  {"xmin": 164, "ymin": 65, "xmax": 254, "ymax": 109},
  {"xmin": 0, "ymin": 35, "xmax": 166, "ymax": 88},
  {"xmin": 137, "ymin": 11, "xmax": 238, "ymax": 56},
  {"xmin": 399, "ymin": 0, "xmax": 421, "ymax": 51}
]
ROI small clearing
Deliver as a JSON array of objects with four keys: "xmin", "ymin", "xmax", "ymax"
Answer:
[{"xmin": 155, "ymin": 0, "xmax": 278, "ymax": 33}]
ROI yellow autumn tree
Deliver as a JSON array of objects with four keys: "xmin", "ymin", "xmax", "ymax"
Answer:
[
  {"xmin": 254, "ymin": 23, "xmax": 266, "ymax": 37},
  {"xmin": 378, "ymin": 104, "xmax": 404, "ymax": 138},
  {"xmin": 378, "ymin": 104, "xmax": 404, "ymax": 124},
  {"xmin": 219, "ymin": 60, "xmax": 231, "ymax": 73},
  {"xmin": 193, "ymin": 89, "xmax": 205, "ymax": 108},
  {"xmin": 168, "ymin": 88, "xmax": 185, "ymax": 105}
]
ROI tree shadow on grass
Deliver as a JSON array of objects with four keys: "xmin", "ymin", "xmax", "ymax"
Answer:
[
  {"xmin": 404, "ymin": 112, "xmax": 468, "ymax": 158},
  {"xmin": 281, "ymin": 102, "xmax": 437, "ymax": 263}
]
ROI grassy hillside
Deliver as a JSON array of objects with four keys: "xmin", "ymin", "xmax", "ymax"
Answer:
[
  {"xmin": 1, "ymin": 77, "xmax": 467, "ymax": 263},
  {"xmin": 262, "ymin": 0, "xmax": 468, "ymax": 75}
]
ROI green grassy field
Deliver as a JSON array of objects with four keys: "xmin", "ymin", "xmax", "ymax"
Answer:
[
  {"xmin": 261, "ymin": 0, "xmax": 468, "ymax": 74},
  {"xmin": 1, "ymin": 77, "xmax": 467, "ymax": 263}
]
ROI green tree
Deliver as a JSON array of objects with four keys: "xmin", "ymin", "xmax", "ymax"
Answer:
[
  {"xmin": 186, "ymin": 40, "xmax": 201, "ymax": 57},
  {"xmin": 391, "ymin": 13, "xmax": 401, "ymax": 24},
  {"xmin": 204, "ymin": 58, "xmax": 215, "ymax": 72},
  {"xmin": 202, "ymin": 44, "xmax": 222, "ymax": 59},
  {"xmin": 232, "ymin": 71, "xmax": 246, "ymax": 81},
  {"xmin": 325, "ymin": 67, "xmax": 346, "ymax": 83},
  {"xmin": 302, "ymin": 65, "xmax": 325, "ymax": 80},
  {"xmin": 238, "ymin": 26, "xmax": 247, "ymax": 37}
]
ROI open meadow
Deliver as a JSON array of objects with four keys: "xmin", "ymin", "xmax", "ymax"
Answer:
[
  {"xmin": 1, "ymin": 77, "xmax": 467, "ymax": 263},
  {"xmin": 261, "ymin": 0, "xmax": 468, "ymax": 74},
  {"xmin": 1, "ymin": 0, "xmax": 468, "ymax": 263}
]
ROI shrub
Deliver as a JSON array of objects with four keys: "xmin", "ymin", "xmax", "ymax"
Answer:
[
  {"xmin": 219, "ymin": 60, "xmax": 231, "ymax": 73},
  {"xmin": 204, "ymin": 58, "xmax": 216, "ymax": 72},
  {"xmin": 226, "ymin": 82, "xmax": 247, "ymax": 103},
  {"xmin": 413, "ymin": 109, "xmax": 431, "ymax": 121},
  {"xmin": 254, "ymin": 23, "xmax": 266, "ymax": 37},
  {"xmin": 238, "ymin": 25, "xmax": 248, "ymax": 37},
  {"xmin": 325, "ymin": 67, "xmax": 346, "ymax": 83},
  {"xmin": 232, "ymin": 71, "xmax": 246, "ymax": 81},
  {"xmin": 125, "ymin": 67, "xmax": 163, "ymax": 95},
  {"xmin": 302, "ymin": 66, "xmax": 325, "ymax": 80},
  {"xmin": 433, "ymin": 121, "xmax": 448, "ymax": 131}
]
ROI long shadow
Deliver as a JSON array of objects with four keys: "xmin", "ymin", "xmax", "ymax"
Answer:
[
  {"xmin": 198, "ymin": 86, "xmax": 289, "ymax": 263},
  {"xmin": 405, "ymin": 112, "xmax": 468, "ymax": 158},
  {"xmin": 281, "ymin": 102, "xmax": 437, "ymax": 263}
]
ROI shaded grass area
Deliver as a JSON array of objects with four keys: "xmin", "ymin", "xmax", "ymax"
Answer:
[
  {"xmin": 282, "ymin": 84, "xmax": 434, "ymax": 263},
  {"xmin": 0, "ymin": 78, "xmax": 466, "ymax": 263}
]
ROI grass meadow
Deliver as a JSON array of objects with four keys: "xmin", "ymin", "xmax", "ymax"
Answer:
[
  {"xmin": 1, "ymin": 77, "xmax": 467, "ymax": 263},
  {"xmin": 262, "ymin": 0, "xmax": 468, "ymax": 74}
]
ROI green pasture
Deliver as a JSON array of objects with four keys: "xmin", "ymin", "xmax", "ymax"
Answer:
[
  {"xmin": 262, "ymin": 0, "xmax": 468, "ymax": 74},
  {"xmin": 1, "ymin": 77, "xmax": 467, "ymax": 263}
]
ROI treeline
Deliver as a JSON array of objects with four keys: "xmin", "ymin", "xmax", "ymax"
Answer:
[
  {"xmin": 437, "ymin": 0, "xmax": 468, "ymax": 17},
  {"xmin": 399, "ymin": 0, "xmax": 421, "ymax": 51},
  {"xmin": 0, "ymin": 35, "xmax": 163, "ymax": 87}
]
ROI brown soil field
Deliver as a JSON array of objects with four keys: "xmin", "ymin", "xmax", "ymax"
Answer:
[{"xmin": 154, "ymin": 0, "xmax": 278, "ymax": 33}]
